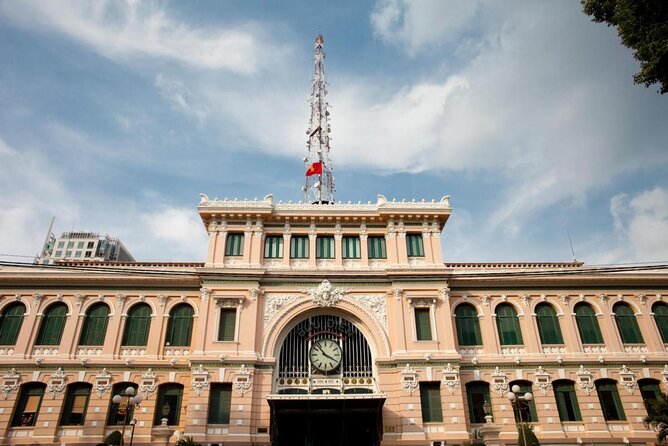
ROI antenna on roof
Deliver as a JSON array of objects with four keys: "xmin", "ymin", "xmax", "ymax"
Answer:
[{"xmin": 566, "ymin": 228, "xmax": 578, "ymax": 262}]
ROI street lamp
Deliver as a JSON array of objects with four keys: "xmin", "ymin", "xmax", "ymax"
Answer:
[
  {"xmin": 112, "ymin": 386, "xmax": 143, "ymax": 446},
  {"xmin": 506, "ymin": 384, "xmax": 533, "ymax": 446},
  {"xmin": 483, "ymin": 399, "xmax": 493, "ymax": 423}
]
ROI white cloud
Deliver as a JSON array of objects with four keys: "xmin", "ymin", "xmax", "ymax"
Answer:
[
  {"xmin": 139, "ymin": 207, "xmax": 208, "ymax": 261},
  {"xmin": 155, "ymin": 73, "xmax": 207, "ymax": 123},
  {"xmin": 0, "ymin": 0, "xmax": 286, "ymax": 73}
]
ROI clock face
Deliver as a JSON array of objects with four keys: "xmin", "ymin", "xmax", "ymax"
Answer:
[{"xmin": 309, "ymin": 338, "xmax": 342, "ymax": 373}]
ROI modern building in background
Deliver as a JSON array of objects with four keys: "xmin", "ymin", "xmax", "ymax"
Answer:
[
  {"xmin": 37, "ymin": 231, "xmax": 135, "ymax": 265},
  {"xmin": 0, "ymin": 36, "xmax": 667, "ymax": 446}
]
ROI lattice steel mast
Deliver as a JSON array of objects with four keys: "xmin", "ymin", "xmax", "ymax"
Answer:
[{"xmin": 303, "ymin": 34, "xmax": 335, "ymax": 204}]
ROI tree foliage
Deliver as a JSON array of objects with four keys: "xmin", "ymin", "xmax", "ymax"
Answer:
[
  {"xmin": 175, "ymin": 436, "xmax": 202, "ymax": 446},
  {"xmin": 517, "ymin": 423, "xmax": 540, "ymax": 446},
  {"xmin": 644, "ymin": 393, "xmax": 668, "ymax": 443},
  {"xmin": 104, "ymin": 430, "xmax": 122, "ymax": 446},
  {"xmin": 582, "ymin": 0, "xmax": 668, "ymax": 94}
]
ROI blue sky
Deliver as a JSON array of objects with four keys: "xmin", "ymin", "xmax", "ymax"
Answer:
[{"xmin": 1, "ymin": 1, "xmax": 667, "ymax": 263}]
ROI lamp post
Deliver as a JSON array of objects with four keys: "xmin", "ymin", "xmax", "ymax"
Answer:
[
  {"xmin": 505, "ymin": 384, "xmax": 533, "ymax": 446},
  {"xmin": 112, "ymin": 386, "xmax": 143, "ymax": 446},
  {"xmin": 128, "ymin": 418, "xmax": 137, "ymax": 446},
  {"xmin": 483, "ymin": 399, "xmax": 493, "ymax": 423}
]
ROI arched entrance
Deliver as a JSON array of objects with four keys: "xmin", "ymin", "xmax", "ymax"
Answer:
[{"xmin": 268, "ymin": 314, "xmax": 385, "ymax": 446}]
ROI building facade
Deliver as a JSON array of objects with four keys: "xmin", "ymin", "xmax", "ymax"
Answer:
[
  {"xmin": 38, "ymin": 231, "xmax": 135, "ymax": 265},
  {"xmin": 0, "ymin": 195, "xmax": 667, "ymax": 446}
]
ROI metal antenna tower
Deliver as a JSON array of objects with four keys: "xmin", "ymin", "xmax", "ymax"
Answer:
[{"xmin": 302, "ymin": 34, "xmax": 335, "ymax": 204}]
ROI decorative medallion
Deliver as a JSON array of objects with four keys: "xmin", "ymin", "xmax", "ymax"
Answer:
[
  {"xmin": 304, "ymin": 280, "xmax": 348, "ymax": 307},
  {"xmin": 75, "ymin": 294, "xmax": 85, "ymax": 307},
  {"xmin": 200, "ymin": 288, "xmax": 211, "ymax": 302},
  {"xmin": 94, "ymin": 368, "xmax": 112, "ymax": 399},
  {"xmin": 140, "ymin": 368, "xmax": 158, "ymax": 399},
  {"xmin": 191, "ymin": 364, "xmax": 209, "ymax": 397},
  {"xmin": 534, "ymin": 366, "xmax": 551, "ymax": 396},
  {"xmin": 441, "ymin": 363, "xmax": 460, "ymax": 395},
  {"xmin": 2, "ymin": 368, "xmax": 20, "ymax": 400},
  {"xmin": 491, "ymin": 367, "xmax": 508, "ymax": 396},
  {"xmin": 47, "ymin": 367, "xmax": 67, "ymax": 399},
  {"xmin": 577, "ymin": 365, "xmax": 594, "ymax": 395},
  {"xmin": 400, "ymin": 364, "xmax": 419, "ymax": 395},
  {"xmin": 619, "ymin": 365, "xmax": 637, "ymax": 394},
  {"xmin": 234, "ymin": 364, "xmax": 253, "ymax": 396},
  {"xmin": 116, "ymin": 294, "xmax": 127, "ymax": 308}
]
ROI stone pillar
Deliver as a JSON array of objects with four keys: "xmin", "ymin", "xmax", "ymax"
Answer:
[
  {"xmin": 206, "ymin": 224, "xmax": 219, "ymax": 266},
  {"xmin": 193, "ymin": 289, "xmax": 211, "ymax": 356},
  {"xmin": 15, "ymin": 295, "xmax": 41, "ymax": 358},
  {"xmin": 282, "ymin": 229, "xmax": 292, "ymax": 267},
  {"xmin": 396, "ymin": 223, "xmax": 408, "ymax": 266},
  {"xmin": 430, "ymin": 220, "xmax": 444, "ymax": 263},
  {"xmin": 422, "ymin": 223, "xmax": 434, "ymax": 264},
  {"xmin": 250, "ymin": 222, "xmax": 263, "ymax": 268},
  {"xmin": 334, "ymin": 233, "xmax": 343, "ymax": 268},
  {"xmin": 386, "ymin": 222, "xmax": 398, "ymax": 267},
  {"xmin": 242, "ymin": 222, "xmax": 253, "ymax": 266},
  {"xmin": 214, "ymin": 230, "xmax": 228, "ymax": 266},
  {"xmin": 360, "ymin": 233, "xmax": 369, "ymax": 268},
  {"xmin": 308, "ymin": 225, "xmax": 317, "ymax": 268}
]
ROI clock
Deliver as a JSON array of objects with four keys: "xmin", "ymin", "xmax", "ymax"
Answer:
[{"xmin": 309, "ymin": 338, "xmax": 342, "ymax": 373}]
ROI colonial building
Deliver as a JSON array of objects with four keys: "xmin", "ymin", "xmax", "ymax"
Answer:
[{"xmin": 0, "ymin": 35, "xmax": 667, "ymax": 446}]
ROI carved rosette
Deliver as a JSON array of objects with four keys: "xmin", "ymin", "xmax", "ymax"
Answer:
[
  {"xmin": 47, "ymin": 367, "xmax": 67, "ymax": 399},
  {"xmin": 400, "ymin": 364, "xmax": 419, "ymax": 395},
  {"xmin": 576, "ymin": 365, "xmax": 594, "ymax": 395},
  {"xmin": 2, "ymin": 368, "xmax": 20, "ymax": 400},
  {"xmin": 234, "ymin": 364, "xmax": 253, "ymax": 396},
  {"xmin": 191, "ymin": 364, "xmax": 209, "ymax": 397},
  {"xmin": 94, "ymin": 368, "xmax": 112, "ymax": 399},
  {"xmin": 441, "ymin": 363, "xmax": 460, "ymax": 395},
  {"xmin": 303, "ymin": 280, "xmax": 348, "ymax": 307}
]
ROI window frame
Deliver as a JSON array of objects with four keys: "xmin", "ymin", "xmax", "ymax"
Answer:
[
  {"xmin": 35, "ymin": 303, "xmax": 68, "ymax": 346},
  {"xmin": 639, "ymin": 379, "xmax": 662, "ymax": 416},
  {"xmin": 455, "ymin": 303, "xmax": 482, "ymax": 346},
  {"xmin": 495, "ymin": 303, "xmax": 523, "ymax": 346},
  {"xmin": 263, "ymin": 235, "xmax": 284, "ymax": 259},
  {"xmin": 217, "ymin": 308, "xmax": 237, "ymax": 342},
  {"xmin": 367, "ymin": 236, "xmax": 387, "ymax": 259},
  {"xmin": 78, "ymin": 303, "xmax": 110, "ymax": 346},
  {"xmin": 535, "ymin": 303, "xmax": 564, "ymax": 345},
  {"xmin": 406, "ymin": 233, "xmax": 424, "ymax": 257},
  {"xmin": 11, "ymin": 382, "xmax": 46, "ymax": 427},
  {"xmin": 121, "ymin": 303, "xmax": 152, "ymax": 346},
  {"xmin": 414, "ymin": 307, "xmax": 433, "ymax": 341},
  {"xmin": 466, "ymin": 382, "xmax": 492, "ymax": 424},
  {"xmin": 224, "ymin": 233, "xmax": 244, "ymax": 257},
  {"xmin": 0, "ymin": 302, "xmax": 26, "ymax": 346},
  {"xmin": 613, "ymin": 302, "xmax": 644, "ymax": 344},
  {"xmin": 154, "ymin": 383, "xmax": 184, "ymax": 426},
  {"xmin": 208, "ymin": 383, "xmax": 233, "ymax": 424},
  {"xmin": 165, "ymin": 304, "xmax": 194, "ymax": 347},
  {"xmin": 342, "ymin": 236, "xmax": 361, "ymax": 259},
  {"xmin": 107, "ymin": 382, "xmax": 139, "ymax": 425},
  {"xmin": 574, "ymin": 303, "xmax": 604, "ymax": 344},
  {"xmin": 419, "ymin": 381, "xmax": 443, "ymax": 423},
  {"xmin": 290, "ymin": 235, "xmax": 309, "ymax": 259},
  {"xmin": 316, "ymin": 235, "xmax": 335, "ymax": 259},
  {"xmin": 596, "ymin": 379, "xmax": 626, "ymax": 421},
  {"xmin": 59, "ymin": 383, "xmax": 92, "ymax": 426},
  {"xmin": 553, "ymin": 380, "xmax": 582, "ymax": 422}
]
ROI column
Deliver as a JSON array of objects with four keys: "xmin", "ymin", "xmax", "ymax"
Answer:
[
  {"xmin": 15, "ymin": 296, "xmax": 41, "ymax": 358},
  {"xmin": 282, "ymin": 230, "xmax": 291, "ymax": 267},
  {"xmin": 386, "ymin": 221, "xmax": 398, "ymax": 267},
  {"xmin": 193, "ymin": 289, "xmax": 212, "ymax": 356},
  {"xmin": 250, "ymin": 223, "xmax": 263, "ymax": 268},
  {"xmin": 206, "ymin": 227, "xmax": 219, "ymax": 266},
  {"xmin": 396, "ymin": 223, "xmax": 408, "ymax": 265},
  {"xmin": 334, "ymin": 234, "xmax": 343, "ymax": 268},
  {"xmin": 215, "ymin": 230, "xmax": 228, "ymax": 266},
  {"xmin": 360, "ymin": 233, "xmax": 369, "ymax": 268},
  {"xmin": 308, "ymin": 225, "xmax": 317, "ymax": 268},
  {"xmin": 422, "ymin": 230, "xmax": 434, "ymax": 264},
  {"xmin": 242, "ymin": 222, "xmax": 253, "ymax": 266},
  {"xmin": 431, "ymin": 222, "xmax": 444, "ymax": 263}
]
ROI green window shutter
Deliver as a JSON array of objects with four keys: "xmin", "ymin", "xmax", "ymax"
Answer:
[
  {"xmin": 639, "ymin": 380, "xmax": 662, "ymax": 415},
  {"xmin": 225, "ymin": 233, "xmax": 244, "ymax": 257},
  {"xmin": 154, "ymin": 384, "xmax": 184, "ymax": 426},
  {"xmin": 455, "ymin": 304, "xmax": 482, "ymax": 346},
  {"xmin": 218, "ymin": 309, "xmax": 236, "ymax": 341},
  {"xmin": 264, "ymin": 236, "xmax": 283, "ymax": 258},
  {"xmin": 419, "ymin": 382, "xmax": 443, "ymax": 423},
  {"xmin": 653, "ymin": 303, "xmax": 668, "ymax": 343},
  {"xmin": 208, "ymin": 383, "xmax": 232, "ymax": 424},
  {"xmin": 0, "ymin": 302, "xmax": 26, "ymax": 345},
  {"xmin": 316, "ymin": 236, "xmax": 334, "ymax": 259},
  {"xmin": 406, "ymin": 234, "xmax": 424, "ymax": 257},
  {"xmin": 415, "ymin": 308, "xmax": 432, "ymax": 341},
  {"xmin": 342, "ymin": 236, "xmax": 360, "ymax": 259},
  {"xmin": 290, "ymin": 236, "xmax": 309, "ymax": 259},
  {"xmin": 122, "ymin": 304, "xmax": 151, "ymax": 346},
  {"xmin": 596, "ymin": 380, "xmax": 626, "ymax": 421},
  {"xmin": 553, "ymin": 381, "xmax": 582, "ymax": 421},
  {"xmin": 495, "ymin": 304, "xmax": 523, "ymax": 345},
  {"xmin": 60, "ymin": 383, "xmax": 91, "ymax": 425},
  {"xmin": 12, "ymin": 383, "xmax": 46, "ymax": 427},
  {"xmin": 510, "ymin": 382, "xmax": 538, "ymax": 422},
  {"xmin": 466, "ymin": 382, "xmax": 491, "ymax": 423},
  {"xmin": 107, "ymin": 383, "xmax": 138, "ymax": 425},
  {"xmin": 166, "ymin": 304, "xmax": 194, "ymax": 347},
  {"xmin": 574, "ymin": 303, "xmax": 604, "ymax": 344},
  {"xmin": 79, "ymin": 303, "xmax": 109, "ymax": 346},
  {"xmin": 614, "ymin": 303, "xmax": 644, "ymax": 344},
  {"xmin": 367, "ymin": 236, "xmax": 387, "ymax": 259},
  {"xmin": 35, "ymin": 303, "xmax": 68, "ymax": 345},
  {"xmin": 535, "ymin": 303, "xmax": 564, "ymax": 345}
]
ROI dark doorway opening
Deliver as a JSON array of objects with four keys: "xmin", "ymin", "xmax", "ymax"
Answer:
[{"xmin": 269, "ymin": 397, "xmax": 384, "ymax": 446}]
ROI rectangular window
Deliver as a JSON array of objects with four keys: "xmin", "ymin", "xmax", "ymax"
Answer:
[
  {"xmin": 467, "ymin": 383, "xmax": 491, "ymax": 423},
  {"xmin": 60, "ymin": 386, "xmax": 90, "ymax": 426},
  {"xmin": 85, "ymin": 251, "xmax": 92, "ymax": 258},
  {"xmin": 554, "ymin": 382, "xmax": 582, "ymax": 421},
  {"xmin": 342, "ymin": 236, "xmax": 360, "ymax": 259},
  {"xmin": 406, "ymin": 234, "xmax": 424, "ymax": 257},
  {"xmin": 290, "ymin": 236, "xmax": 309, "ymax": 259},
  {"xmin": 57, "ymin": 241, "xmax": 64, "ymax": 248},
  {"xmin": 419, "ymin": 382, "xmax": 443, "ymax": 423},
  {"xmin": 55, "ymin": 251, "xmax": 62, "ymax": 257},
  {"xmin": 415, "ymin": 308, "xmax": 432, "ymax": 341},
  {"xmin": 87, "ymin": 241, "xmax": 94, "ymax": 249},
  {"xmin": 316, "ymin": 236, "xmax": 335, "ymax": 259},
  {"xmin": 367, "ymin": 236, "xmax": 387, "ymax": 259},
  {"xmin": 75, "ymin": 251, "xmax": 82, "ymax": 258},
  {"xmin": 218, "ymin": 309, "xmax": 236, "ymax": 341},
  {"xmin": 67, "ymin": 241, "xmax": 74, "ymax": 249},
  {"xmin": 208, "ymin": 383, "xmax": 233, "ymax": 424},
  {"xmin": 77, "ymin": 241, "xmax": 84, "ymax": 249},
  {"xmin": 511, "ymin": 382, "xmax": 538, "ymax": 422},
  {"xmin": 65, "ymin": 250, "xmax": 72, "ymax": 257},
  {"xmin": 264, "ymin": 235, "xmax": 284, "ymax": 258},
  {"xmin": 224, "ymin": 233, "xmax": 244, "ymax": 257},
  {"xmin": 597, "ymin": 381, "xmax": 626, "ymax": 421},
  {"xmin": 12, "ymin": 385, "xmax": 45, "ymax": 427}
]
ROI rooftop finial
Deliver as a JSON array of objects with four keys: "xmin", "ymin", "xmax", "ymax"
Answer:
[{"xmin": 303, "ymin": 34, "xmax": 335, "ymax": 204}]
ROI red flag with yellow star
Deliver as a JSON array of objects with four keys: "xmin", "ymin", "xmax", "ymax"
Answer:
[{"xmin": 305, "ymin": 161, "xmax": 323, "ymax": 176}]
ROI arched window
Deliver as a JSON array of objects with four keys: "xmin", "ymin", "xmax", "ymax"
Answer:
[
  {"xmin": 552, "ymin": 380, "xmax": 581, "ymax": 421},
  {"xmin": 653, "ymin": 302, "xmax": 668, "ymax": 344},
  {"xmin": 466, "ymin": 382, "xmax": 491, "ymax": 423},
  {"xmin": 35, "ymin": 303, "xmax": 68, "ymax": 345},
  {"xmin": 165, "ymin": 304, "xmax": 194, "ymax": 347},
  {"xmin": 0, "ymin": 302, "xmax": 26, "ymax": 345},
  {"xmin": 121, "ymin": 304, "xmax": 152, "ymax": 346},
  {"xmin": 596, "ymin": 379, "xmax": 626, "ymax": 421},
  {"xmin": 613, "ymin": 302, "xmax": 644, "ymax": 344},
  {"xmin": 574, "ymin": 303, "xmax": 604, "ymax": 344},
  {"xmin": 11, "ymin": 382, "xmax": 45, "ymax": 427},
  {"xmin": 638, "ymin": 378, "xmax": 663, "ymax": 416},
  {"xmin": 509, "ymin": 380, "xmax": 538, "ymax": 422},
  {"xmin": 455, "ymin": 304, "xmax": 482, "ymax": 346},
  {"xmin": 535, "ymin": 303, "xmax": 564, "ymax": 345},
  {"xmin": 78, "ymin": 303, "xmax": 109, "ymax": 346},
  {"xmin": 60, "ymin": 382, "xmax": 92, "ymax": 425},
  {"xmin": 107, "ymin": 382, "xmax": 139, "ymax": 425},
  {"xmin": 154, "ymin": 383, "xmax": 183, "ymax": 425},
  {"xmin": 495, "ymin": 304, "xmax": 523, "ymax": 345}
]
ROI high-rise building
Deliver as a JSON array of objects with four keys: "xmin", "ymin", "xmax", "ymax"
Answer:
[
  {"xmin": 37, "ymin": 231, "xmax": 135, "ymax": 265},
  {"xmin": 0, "ymin": 35, "xmax": 666, "ymax": 446}
]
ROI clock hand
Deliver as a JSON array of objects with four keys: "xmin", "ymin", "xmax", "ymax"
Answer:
[{"xmin": 321, "ymin": 350, "xmax": 336, "ymax": 361}]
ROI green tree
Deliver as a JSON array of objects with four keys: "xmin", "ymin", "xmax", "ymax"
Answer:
[
  {"xmin": 644, "ymin": 392, "xmax": 668, "ymax": 443},
  {"xmin": 175, "ymin": 436, "xmax": 202, "ymax": 446},
  {"xmin": 582, "ymin": 0, "xmax": 668, "ymax": 94},
  {"xmin": 104, "ymin": 430, "xmax": 122, "ymax": 446},
  {"xmin": 517, "ymin": 423, "xmax": 540, "ymax": 446}
]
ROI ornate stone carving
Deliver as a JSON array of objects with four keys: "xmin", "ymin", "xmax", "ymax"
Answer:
[
  {"xmin": 140, "ymin": 368, "xmax": 158, "ymax": 399},
  {"xmin": 598, "ymin": 294, "xmax": 608, "ymax": 304},
  {"xmin": 636, "ymin": 294, "xmax": 647, "ymax": 305},
  {"xmin": 249, "ymin": 288, "xmax": 261, "ymax": 302},
  {"xmin": 439, "ymin": 286, "xmax": 450, "ymax": 302},
  {"xmin": 158, "ymin": 295, "xmax": 167, "ymax": 308},
  {"xmin": 577, "ymin": 365, "xmax": 594, "ymax": 395},
  {"xmin": 491, "ymin": 367, "xmax": 508, "ymax": 396},
  {"xmin": 264, "ymin": 295, "xmax": 298, "ymax": 327},
  {"xmin": 408, "ymin": 297, "xmax": 435, "ymax": 308},
  {"xmin": 392, "ymin": 288, "xmax": 403, "ymax": 301},
  {"xmin": 354, "ymin": 295, "xmax": 387, "ymax": 328},
  {"xmin": 215, "ymin": 296, "xmax": 244, "ymax": 308},
  {"xmin": 116, "ymin": 294, "xmax": 127, "ymax": 308},
  {"xmin": 520, "ymin": 294, "xmax": 530, "ymax": 307},
  {"xmin": 234, "ymin": 364, "xmax": 252, "ymax": 396},
  {"xmin": 480, "ymin": 295, "xmax": 490, "ymax": 306},
  {"xmin": 94, "ymin": 368, "xmax": 112, "ymax": 399},
  {"xmin": 2, "ymin": 368, "xmax": 20, "ymax": 400},
  {"xmin": 47, "ymin": 367, "xmax": 67, "ymax": 399},
  {"xmin": 191, "ymin": 364, "xmax": 209, "ymax": 397},
  {"xmin": 33, "ymin": 293, "xmax": 43, "ymax": 307},
  {"xmin": 619, "ymin": 365, "xmax": 637, "ymax": 394},
  {"xmin": 534, "ymin": 366, "xmax": 551, "ymax": 396},
  {"xmin": 75, "ymin": 294, "xmax": 85, "ymax": 307},
  {"xmin": 560, "ymin": 294, "xmax": 570, "ymax": 305},
  {"xmin": 441, "ymin": 363, "xmax": 460, "ymax": 395},
  {"xmin": 200, "ymin": 288, "xmax": 211, "ymax": 302},
  {"xmin": 303, "ymin": 280, "xmax": 348, "ymax": 307},
  {"xmin": 400, "ymin": 364, "xmax": 419, "ymax": 395}
]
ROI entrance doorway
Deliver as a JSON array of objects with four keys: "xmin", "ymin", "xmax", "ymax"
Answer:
[{"xmin": 269, "ymin": 397, "xmax": 385, "ymax": 446}]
